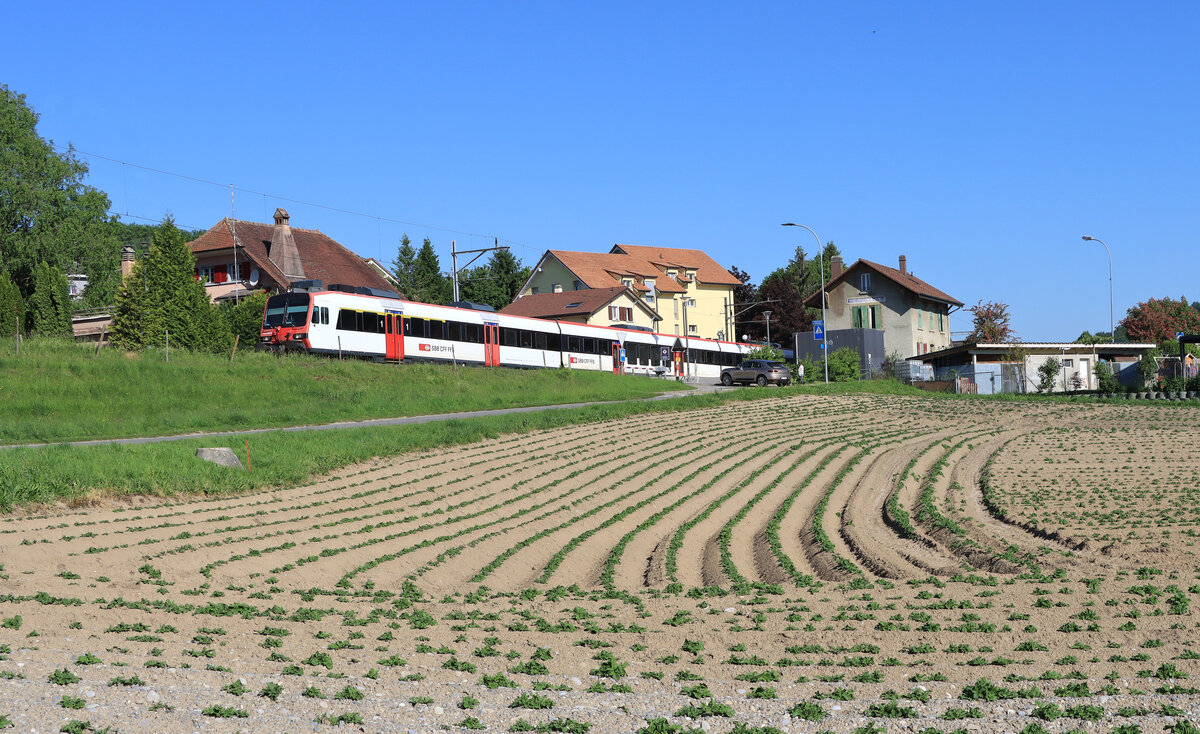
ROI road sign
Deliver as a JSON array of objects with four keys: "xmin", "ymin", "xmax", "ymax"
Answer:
[
  {"xmin": 813, "ymin": 321, "xmax": 825, "ymax": 340},
  {"xmin": 1178, "ymin": 332, "xmax": 1185, "ymax": 340},
  {"xmin": 820, "ymin": 343, "xmax": 827, "ymax": 349}
]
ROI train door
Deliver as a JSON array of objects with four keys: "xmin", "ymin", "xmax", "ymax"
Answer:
[
  {"xmin": 385, "ymin": 314, "xmax": 404, "ymax": 362},
  {"xmin": 611, "ymin": 341, "xmax": 623, "ymax": 374},
  {"xmin": 483, "ymin": 323, "xmax": 500, "ymax": 366}
]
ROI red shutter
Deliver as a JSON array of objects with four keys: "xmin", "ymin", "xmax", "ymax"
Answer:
[{"xmin": 213, "ymin": 265, "xmax": 228, "ymax": 283}]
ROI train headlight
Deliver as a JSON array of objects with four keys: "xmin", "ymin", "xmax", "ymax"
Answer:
[{"xmin": 294, "ymin": 333, "xmax": 308, "ymax": 340}]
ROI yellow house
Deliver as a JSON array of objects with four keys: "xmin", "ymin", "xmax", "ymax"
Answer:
[
  {"xmin": 517, "ymin": 245, "xmax": 740, "ymax": 340},
  {"xmin": 500, "ymin": 286, "xmax": 660, "ymax": 330}
]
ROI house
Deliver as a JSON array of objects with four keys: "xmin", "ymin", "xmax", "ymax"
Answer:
[
  {"xmin": 499, "ymin": 286, "xmax": 661, "ymax": 331},
  {"xmin": 187, "ymin": 209, "xmax": 395, "ymax": 302},
  {"xmin": 800, "ymin": 254, "xmax": 962, "ymax": 360},
  {"xmin": 517, "ymin": 245, "xmax": 740, "ymax": 340},
  {"xmin": 907, "ymin": 341, "xmax": 1157, "ymax": 394}
]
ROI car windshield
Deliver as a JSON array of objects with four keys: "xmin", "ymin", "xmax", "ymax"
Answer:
[{"xmin": 263, "ymin": 293, "xmax": 310, "ymax": 328}]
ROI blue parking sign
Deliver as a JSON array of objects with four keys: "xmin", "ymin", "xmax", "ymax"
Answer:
[{"xmin": 813, "ymin": 321, "xmax": 825, "ymax": 340}]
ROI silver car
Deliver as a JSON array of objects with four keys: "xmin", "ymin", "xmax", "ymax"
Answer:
[{"xmin": 720, "ymin": 360, "xmax": 791, "ymax": 387}]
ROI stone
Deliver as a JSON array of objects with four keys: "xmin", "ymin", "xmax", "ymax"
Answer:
[{"xmin": 195, "ymin": 447, "xmax": 245, "ymax": 470}]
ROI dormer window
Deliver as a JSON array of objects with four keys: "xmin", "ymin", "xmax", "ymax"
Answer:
[
  {"xmin": 667, "ymin": 269, "xmax": 677, "ymax": 278},
  {"xmin": 622, "ymin": 278, "xmax": 633, "ymax": 288},
  {"xmin": 686, "ymin": 270, "xmax": 696, "ymax": 279}
]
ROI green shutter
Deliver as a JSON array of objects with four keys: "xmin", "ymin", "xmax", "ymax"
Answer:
[{"xmin": 871, "ymin": 305, "xmax": 882, "ymax": 329}]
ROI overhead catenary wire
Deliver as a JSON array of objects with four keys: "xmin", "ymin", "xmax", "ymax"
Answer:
[{"xmin": 58, "ymin": 144, "xmax": 540, "ymax": 256}]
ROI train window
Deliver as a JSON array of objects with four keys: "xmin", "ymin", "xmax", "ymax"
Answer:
[
  {"xmin": 583, "ymin": 337, "xmax": 595, "ymax": 354},
  {"xmin": 447, "ymin": 321, "xmax": 461, "ymax": 341},
  {"xmin": 567, "ymin": 336, "xmax": 583, "ymax": 352},
  {"xmin": 500, "ymin": 327, "xmax": 517, "ymax": 347},
  {"xmin": 336, "ymin": 310, "xmax": 357, "ymax": 331},
  {"xmin": 547, "ymin": 332, "xmax": 560, "ymax": 351},
  {"xmin": 429, "ymin": 321, "xmax": 446, "ymax": 340},
  {"xmin": 463, "ymin": 324, "xmax": 482, "ymax": 343},
  {"xmin": 519, "ymin": 330, "xmax": 533, "ymax": 349},
  {"xmin": 533, "ymin": 332, "xmax": 547, "ymax": 350}
]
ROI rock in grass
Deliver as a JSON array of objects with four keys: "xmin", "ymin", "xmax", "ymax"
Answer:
[{"xmin": 195, "ymin": 447, "xmax": 245, "ymax": 470}]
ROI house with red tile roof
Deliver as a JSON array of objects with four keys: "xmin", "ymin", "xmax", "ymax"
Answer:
[
  {"xmin": 801, "ymin": 254, "xmax": 963, "ymax": 360},
  {"xmin": 187, "ymin": 209, "xmax": 395, "ymax": 302},
  {"xmin": 516, "ymin": 245, "xmax": 740, "ymax": 339},
  {"xmin": 500, "ymin": 286, "xmax": 661, "ymax": 331}
]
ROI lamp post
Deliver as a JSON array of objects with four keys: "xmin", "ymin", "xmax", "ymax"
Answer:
[
  {"xmin": 763, "ymin": 310, "xmax": 773, "ymax": 346},
  {"xmin": 781, "ymin": 223, "xmax": 829, "ymax": 383},
  {"xmin": 1081, "ymin": 235, "xmax": 1114, "ymax": 343}
]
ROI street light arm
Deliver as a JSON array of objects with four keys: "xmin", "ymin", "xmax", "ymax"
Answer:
[
  {"xmin": 782, "ymin": 222, "xmax": 829, "ymax": 384},
  {"xmin": 1082, "ymin": 235, "xmax": 1114, "ymax": 343}
]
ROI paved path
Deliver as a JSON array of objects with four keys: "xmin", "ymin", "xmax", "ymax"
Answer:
[{"xmin": 2, "ymin": 381, "xmax": 742, "ymax": 450}]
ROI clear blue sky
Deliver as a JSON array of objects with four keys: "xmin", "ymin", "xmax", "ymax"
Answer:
[{"xmin": 5, "ymin": 2, "xmax": 1197, "ymax": 340}]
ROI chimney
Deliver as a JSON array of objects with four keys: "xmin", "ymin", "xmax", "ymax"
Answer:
[
  {"xmin": 269, "ymin": 208, "xmax": 305, "ymax": 281},
  {"xmin": 899, "ymin": 254, "xmax": 907, "ymax": 274},
  {"xmin": 830, "ymin": 255, "xmax": 844, "ymax": 279},
  {"xmin": 120, "ymin": 245, "xmax": 136, "ymax": 279}
]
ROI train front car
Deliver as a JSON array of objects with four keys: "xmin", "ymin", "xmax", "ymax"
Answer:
[{"xmin": 258, "ymin": 292, "xmax": 313, "ymax": 353}]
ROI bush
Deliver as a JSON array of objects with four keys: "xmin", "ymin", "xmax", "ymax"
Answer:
[{"xmin": 828, "ymin": 347, "xmax": 861, "ymax": 382}]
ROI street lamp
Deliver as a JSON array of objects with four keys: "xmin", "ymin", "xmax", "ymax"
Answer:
[
  {"xmin": 1081, "ymin": 235, "xmax": 1114, "ymax": 343},
  {"xmin": 781, "ymin": 223, "xmax": 829, "ymax": 383},
  {"xmin": 763, "ymin": 310, "xmax": 773, "ymax": 345}
]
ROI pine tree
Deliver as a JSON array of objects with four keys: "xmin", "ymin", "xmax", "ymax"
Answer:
[
  {"xmin": 109, "ymin": 217, "xmax": 231, "ymax": 353},
  {"xmin": 0, "ymin": 270, "xmax": 22, "ymax": 337},
  {"xmin": 26, "ymin": 261, "xmax": 72, "ymax": 337},
  {"xmin": 411, "ymin": 238, "xmax": 450, "ymax": 305},
  {"xmin": 391, "ymin": 234, "xmax": 418, "ymax": 299}
]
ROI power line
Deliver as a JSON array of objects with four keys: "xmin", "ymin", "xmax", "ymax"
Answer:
[{"xmin": 58, "ymin": 144, "xmax": 541, "ymax": 255}]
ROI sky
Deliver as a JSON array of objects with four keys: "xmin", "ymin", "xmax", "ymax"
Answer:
[{"xmin": 4, "ymin": 2, "xmax": 1197, "ymax": 341}]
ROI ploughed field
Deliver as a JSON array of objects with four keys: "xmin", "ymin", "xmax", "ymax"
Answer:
[{"xmin": 2, "ymin": 394, "xmax": 1199, "ymax": 733}]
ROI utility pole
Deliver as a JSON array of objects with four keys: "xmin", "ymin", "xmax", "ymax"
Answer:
[{"xmin": 451, "ymin": 238, "xmax": 509, "ymax": 303}]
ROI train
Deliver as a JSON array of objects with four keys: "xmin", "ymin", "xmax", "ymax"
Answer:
[{"xmin": 257, "ymin": 283, "xmax": 753, "ymax": 380}]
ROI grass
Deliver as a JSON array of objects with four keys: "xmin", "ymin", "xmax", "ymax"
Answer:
[{"xmin": 0, "ymin": 337, "xmax": 686, "ymax": 443}]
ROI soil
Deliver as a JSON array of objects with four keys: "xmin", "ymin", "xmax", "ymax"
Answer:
[{"xmin": 2, "ymin": 393, "xmax": 1199, "ymax": 733}]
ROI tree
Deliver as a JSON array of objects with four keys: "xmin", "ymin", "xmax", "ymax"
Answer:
[
  {"xmin": 0, "ymin": 271, "xmax": 22, "ymax": 337},
  {"xmin": 1094, "ymin": 360, "xmax": 1121, "ymax": 394},
  {"xmin": 1120, "ymin": 296, "xmax": 1200, "ymax": 343},
  {"xmin": 1036, "ymin": 357, "xmax": 1061, "ymax": 393},
  {"xmin": 110, "ymin": 217, "xmax": 231, "ymax": 353},
  {"xmin": 409, "ymin": 238, "xmax": 451, "ymax": 305},
  {"xmin": 756, "ymin": 275, "xmax": 808, "ymax": 343},
  {"xmin": 1, "ymin": 85, "xmax": 120, "ymax": 307},
  {"xmin": 967, "ymin": 300, "xmax": 1014, "ymax": 342},
  {"xmin": 226, "ymin": 291, "xmax": 269, "ymax": 349},
  {"xmin": 459, "ymin": 248, "xmax": 531, "ymax": 311},
  {"xmin": 391, "ymin": 234, "xmax": 418, "ymax": 299},
  {"xmin": 26, "ymin": 261, "xmax": 72, "ymax": 337}
]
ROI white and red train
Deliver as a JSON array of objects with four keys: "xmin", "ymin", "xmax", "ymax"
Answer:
[{"xmin": 258, "ymin": 284, "xmax": 752, "ymax": 380}]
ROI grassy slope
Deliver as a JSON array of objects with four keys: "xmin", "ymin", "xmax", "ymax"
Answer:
[
  {"xmin": 0, "ymin": 338, "xmax": 948, "ymax": 511},
  {"xmin": 0, "ymin": 338, "xmax": 683, "ymax": 443}
]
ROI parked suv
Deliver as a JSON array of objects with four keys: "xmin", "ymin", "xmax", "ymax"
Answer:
[{"xmin": 720, "ymin": 360, "xmax": 791, "ymax": 387}]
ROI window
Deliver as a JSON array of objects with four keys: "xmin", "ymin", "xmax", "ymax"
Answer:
[
  {"xmin": 851, "ymin": 305, "xmax": 883, "ymax": 329},
  {"xmin": 565, "ymin": 302, "xmax": 583, "ymax": 309},
  {"xmin": 573, "ymin": 280, "xmax": 582, "ymax": 291},
  {"xmin": 531, "ymin": 286, "xmax": 540, "ymax": 295},
  {"xmin": 645, "ymin": 278, "xmax": 655, "ymax": 291},
  {"xmin": 318, "ymin": 306, "xmax": 329, "ymax": 325},
  {"xmin": 667, "ymin": 269, "xmax": 677, "ymax": 278},
  {"xmin": 859, "ymin": 273, "xmax": 871, "ymax": 292},
  {"xmin": 938, "ymin": 311, "xmax": 944, "ymax": 331},
  {"xmin": 196, "ymin": 265, "xmax": 214, "ymax": 284},
  {"xmin": 552, "ymin": 283, "xmax": 562, "ymax": 293},
  {"xmin": 1063, "ymin": 358, "xmax": 1073, "ymax": 367},
  {"xmin": 608, "ymin": 306, "xmax": 633, "ymax": 322},
  {"xmin": 688, "ymin": 324, "xmax": 697, "ymax": 334},
  {"xmin": 622, "ymin": 279, "xmax": 632, "ymax": 287},
  {"xmin": 917, "ymin": 308, "xmax": 923, "ymax": 330},
  {"xmin": 567, "ymin": 335, "xmax": 583, "ymax": 352},
  {"xmin": 673, "ymin": 299, "xmax": 678, "ymax": 319}
]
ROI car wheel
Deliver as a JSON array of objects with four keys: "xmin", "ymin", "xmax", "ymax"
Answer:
[
  {"xmin": 721, "ymin": 373, "xmax": 733, "ymax": 386},
  {"xmin": 756, "ymin": 375, "xmax": 767, "ymax": 387}
]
